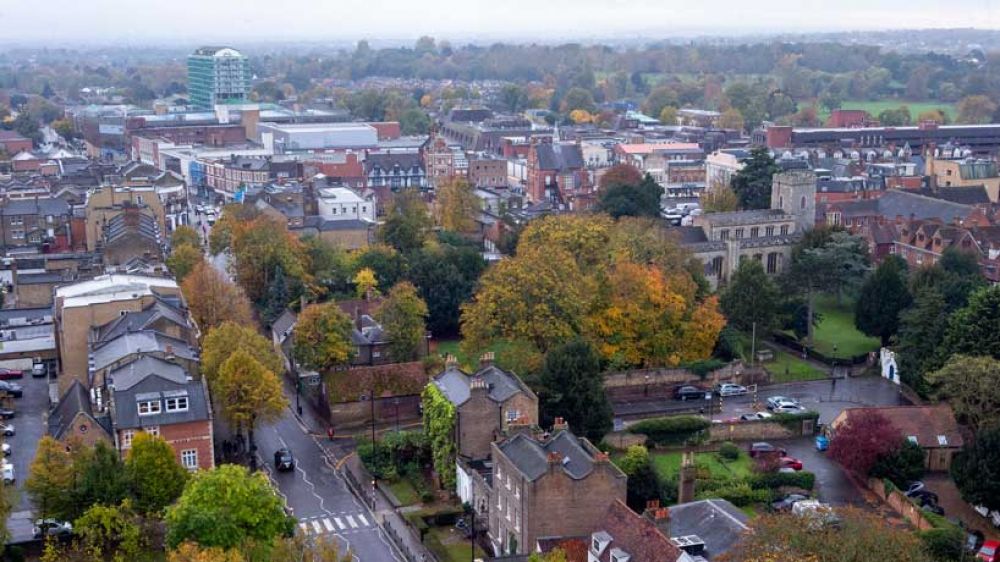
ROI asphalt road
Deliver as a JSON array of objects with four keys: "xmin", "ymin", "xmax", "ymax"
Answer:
[{"xmin": 6, "ymin": 373, "xmax": 54, "ymax": 542}]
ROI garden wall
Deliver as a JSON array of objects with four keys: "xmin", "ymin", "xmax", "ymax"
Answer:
[
  {"xmin": 867, "ymin": 478, "xmax": 935, "ymax": 531},
  {"xmin": 708, "ymin": 418, "xmax": 812, "ymax": 442},
  {"xmin": 604, "ymin": 362, "xmax": 767, "ymax": 402},
  {"xmin": 327, "ymin": 394, "xmax": 423, "ymax": 429}
]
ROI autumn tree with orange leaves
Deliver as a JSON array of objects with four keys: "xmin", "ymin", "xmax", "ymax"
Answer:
[{"xmin": 181, "ymin": 261, "xmax": 254, "ymax": 334}]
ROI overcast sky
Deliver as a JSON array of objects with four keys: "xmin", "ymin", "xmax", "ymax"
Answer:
[{"xmin": 3, "ymin": 0, "xmax": 1000, "ymax": 44}]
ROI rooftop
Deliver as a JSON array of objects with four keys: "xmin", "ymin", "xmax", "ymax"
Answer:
[
  {"xmin": 837, "ymin": 405, "xmax": 964, "ymax": 449},
  {"xmin": 432, "ymin": 363, "xmax": 532, "ymax": 407},
  {"xmin": 497, "ymin": 429, "xmax": 600, "ymax": 481}
]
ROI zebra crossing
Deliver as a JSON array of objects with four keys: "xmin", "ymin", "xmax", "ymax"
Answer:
[{"xmin": 298, "ymin": 512, "xmax": 372, "ymax": 536}]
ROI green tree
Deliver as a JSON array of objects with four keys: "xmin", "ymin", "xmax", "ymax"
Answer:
[
  {"xmin": 354, "ymin": 245, "xmax": 407, "ymax": 289},
  {"xmin": 560, "ymin": 87, "xmax": 596, "ymax": 113},
  {"xmin": 942, "ymin": 285, "xmax": 1000, "ymax": 360},
  {"xmin": 596, "ymin": 173, "xmax": 663, "ymax": 219},
  {"xmin": 615, "ymin": 445, "xmax": 663, "ymax": 513},
  {"xmin": 720, "ymin": 259, "xmax": 781, "ymax": 333},
  {"xmin": 896, "ymin": 288, "xmax": 949, "ymax": 391},
  {"xmin": 201, "ymin": 322, "xmax": 284, "ymax": 384},
  {"xmin": 730, "ymin": 147, "xmax": 779, "ymax": 210},
  {"xmin": 407, "ymin": 244, "xmax": 486, "ymax": 336},
  {"xmin": 658, "ymin": 106, "xmax": 678, "ymax": 125},
  {"xmin": 927, "ymin": 355, "xmax": 1000, "ymax": 431},
  {"xmin": 293, "ymin": 302, "xmax": 355, "ymax": 371},
  {"xmin": 167, "ymin": 244, "xmax": 204, "ymax": 282},
  {"xmin": 302, "ymin": 235, "xmax": 354, "ymax": 297},
  {"xmin": 642, "ymin": 86, "xmax": 678, "ymax": 119},
  {"xmin": 75, "ymin": 441, "xmax": 129, "ymax": 511},
  {"xmin": 855, "ymin": 255, "xmax": 912, "ymax": 346},
  {"xmin": 869, "ymin": 440, "xmax": 926, "ymax": 488},
  {"xmin": 262, "ymin": 265, "xmax": 289, "ymax": 326},
  {"xmin": 171, "ymin": 225, "xmax": 202, "ymax": 249},
  {"xmin": 25, "ymin": 436, "xmax": 75, "ymax": 519},
  {"xmin": 380, "ymin": 190, "xmax": 431, "ymax": 254},
  {"xmin": 957, "ymin": 94, "xmax": 997, "ymax": 124},
  {"xmin": 166, "ymin": 464, "xmax": 294, "ymax": 550},
  {"xmin": 952, "ymin": 427, "xmax": 1000, "ymax": 511},
  {"xmin": 73, "ymin": 501, "xmax": 144, "ymax": 561},
  {"xmin": 537, "ymin": 339, "xmax": 612, "ymax": 442},
  {"xmin": 376, "ymin": 282, "xmax": 428, "ymax": 362},
  {"xmin": 399, "ymin": 107, "xmax": 431, "ymax": 135},
  {"xmin": 436, "ymin": 177, "xmax": 479, "ymax": 233},
  {"xmin": 421, "ymin": 384, "xmax": 456, "ymax": 490},
  {"xmin": 216, "ymin": 351, "xmax": 288, "ymax": 454},
  {"xmin": 125, "ymin": 433, "xmax": 189, "ymax": 514}
]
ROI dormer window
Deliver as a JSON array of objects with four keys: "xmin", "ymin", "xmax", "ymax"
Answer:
[
  {"xmin": 165, "ymin": 395, "xmax": 189, "ymax": 412},
  {"xmin": 138, "ymin": 400, "xmax": 161, "ymax": 416}
]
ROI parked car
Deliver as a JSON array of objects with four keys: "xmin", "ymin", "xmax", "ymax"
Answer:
[
  {"xmin": 0, "ymin": 423, "xmax": 13, "ymax": 436},
  {"xmin": 716, "ymin": 383, "xmax": 748, "ymax": 397},
  {"xmin": 673, "ymin": 386, "xmax": 707, "ymax": 401},
  {"xmin": 274, "ymin": 448, "xmax": 295, "ymax": 472},
  {"xmin": 2, "ymin": 443, "xmax": 9, "ymax": 456},
  {"xmin": 31, "ymin": 361, "xmax": 46, "ymax": 377},
  {"xmin": 32, "ymin": 519, "xmax": 72, "ymax": 539},
  {"xmin": 749, "ymin": 442, "xmax": 786, "ymax": 458},
  {"xmin": 771, "ymin": 493, "xmax": 810, "ymax": 512},
  {"xmin": 978, "ymin": 540, "xmax": 1000, "ymax": 562},
  {"xmin": 0, "ymin": 381, "xmax": 23, "ymax": 398},
  {"xmin": 739, "ymin": 412, "xmax": 773, "ymax": 421},
  {"xmin": 0, "ymin": 368, "xmax": 23, "ymax": 380},
  {"xmin": 773, "ymin": 404, "xmax": 808, "ymax": 414},
  {"xmin": 195, "ymin": 204, "xmax": 206, "ymax": 214},
  {"xmin": 0, "ymin": 408, "xmax": 16, "ymax": 420},
  {"xmin": 766, "ymin": 396, "xmax": 800, "ymax": 410},
  {"xmin": 904, "ymin": 481, "xmax": 926, "ymax": 496},
  {"xmin": 2, "ymin": 462, "xmax": 14, "ymax": 485},
  {"xmin": 780, "ymin": 456, "xmax": 803, "ymax": 471},
  {"xmin": 910, "ymin": 490, "xmax": 940, "ymax": 506},
  {"xmin": 967, "ymin": 530, "xmax": 986, "ymax": 554}
]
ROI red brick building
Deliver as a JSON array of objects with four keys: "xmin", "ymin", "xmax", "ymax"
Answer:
[
  {"xmin": 526, "ymin": 139, "xmax": 593, "ymax": 208},
  {"xmin": 0, "ymin": 131, "xmax": 33, "ymax": 155}
]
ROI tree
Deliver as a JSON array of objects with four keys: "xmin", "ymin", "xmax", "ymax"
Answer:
[
  {"xmin": 399, "ymin": 108, "xmax": 431, "ymax": 135},
  {"xmin": 658, "ymin": 106, "xmax": 678, "ymax": 125},
  {"xmin": 869, "ymin": 439, "xmax": 926, "ymax": 488},
  {"xmin": 354, "ymin": 245, "xmax": 407, "ymax": 290},
  {"xmin": 599, "ymin": 164, "xmax": 643, "ymax": 191},
  {"xmin": 26, "ymin": 436, "xmax": 75, "ymax": 520},
  {"xmin": 718, "ymin": 107, "xmax": 745, "ymax": 131},
  {"xmin": 75, "ymin": 440, "xmax": 129, "ymax": 511},
  {"xmin": 436, "ymin": 177, "xmax": 479, "ymax": 233},
  {"xmin": 896, "ymin": 288, "xmax": 949, "ymax": 390},
  {"xmin": 168, "ymin": 542, "xmax": 244, "ymax": 562},
  {"xmin": 616, "ymin": 445, "xmax": 663, "ymax": 513},
  {"xmin": 957, "ymin": 95, "xmax": 997, "ymax": 124},
  {"xmin": 353, "ymin": 267, "xmax": 379, "ymax": 299},
  {"xmin": 722, "ymin": 508, "xmax": 933, "ymax": 562},
  {"xmin": 380, "ymin": 190, "xmax": 431, "ymax": 254},
  {"xmin": 560, "ymin": 87, "xmax": 595, "ymax": 113},
  {"xmin": 701, "ymin": 185, "xmax": 740, "ymax": 212},
  {"xmin": 407, "ymin": 244, "xmax": 486, "ymax": 336},
  {"xmin": 421, "ymin": 384, "xmax": 457, "ymax": 490},
  {"xmin": 167, "ymin": 244, "xmax": 204, "ymax": 283},
  {"xmin": 568, "ymin": 109, "xmax": 592, "ymax": 124},
  {"xmin": 200, "ymin": 322, "xmax": 284, "ymax": 384},
  {"xmin": 596, "ymin": 173, "xmax": 664, "ymax": 219},
  {"xmin": 855, "ymin": 255, "xmax": 912, "ymax": 346},
  {"xmin": 927, "ymin": 355, "xmax": 1000, "ymax": 431},
  {"xmin": 720, "ymin": 259, "xmax": 781, "ymax": 334},
  {"xmin": 216, "ymin": 351, "xmax": 288, "ymax": 453},
  {"xmin": 537, "ymin": 339, "xmax": 612, "ymax": 442},
  {"xmin": 917, "ymin": 109, "xmax": 947, "ymax": 124},
  {"xmin": 302, "ymin": 236, "xmax": 353, "ymax": 297},
  {"xmin": 942, "ymin": 285, "xmax": 1000, "ymax": 360},
  {"xmin": 171, "ymin": 225, "xmax": 202, "ymax": 249},
  {"xmin": 73, "ymin": 501, "xmax": 144, "ymax": 561},
  {"xmin": 499, "ymin": 84, "xmax": 528, "ymax": 112},
  {"xmin": 952, "ymin": 427, "xmax": 1000, "ymax": 511},
  {"xmin": 262, "ymin": 265, "xmax": 289, "ymax": 326},
  {"xmin": 293, "ymin": 302, "xmax": 355, "ymax": 371},
  {"xmin": 229, "ymin": 216, "xmax": 310, "ymax": 304},
  {"xmin": 730, "ymin": 147, "xmax": 779, "ymax": 210},
  {"xmin": 829, "ymin": 409, "xmax": 902, "ymax": 476},
  {"xmin": 642, "ymin": 86, "xmax": 678, "ymax": 119},
  {"xmin": 166, "ymin": 464, "xmax": 294, "ymax": 550},
  {"xmin": 376, "ymin": 282, "xmax": 428, "ymax": 362},
  {"xmin": 181, "ymin": 263, "xmax": 254, "ymax": 335},
  {"xmin": 125, "ymin": 433, "xmax": 189, "ymax": 514}
]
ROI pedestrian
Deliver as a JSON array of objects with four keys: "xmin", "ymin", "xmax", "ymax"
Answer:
[{"xmin": 327, "ymin": 426, "xmax": 335, "ymax": 441}]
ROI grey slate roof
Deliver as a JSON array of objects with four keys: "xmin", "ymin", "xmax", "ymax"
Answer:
[
  {"xmin": 432, "ymin": 364, "xmax": 529, "ymax": 407},
  {"xmin": 108, "ymin": 355, "xmax": 188, "ymax": 391},
  {"xmin": 668, "ymin": 499, "xmax": 749, "ymax": 560},
  {"xmin": 95, "ymin": 298, "xmax": 188, "ymax": 343},
  {"xmin": 110, "ymin": 362, "xmax": 209, "ymax": 430},
  {"xmin": 672, "ymin": 226, "xmax": 709, "ymax": 244},
  {"xmin": 497, "ymin": 430, "xmax": 595, "ymax": 481},
  {"xmin": 701, "ymin": 209, "xmax": 788, "ymax": 227},
  {"xmin": 838, "ymin": 189, "xmax": 978, "ymax": 222},
  {"xmin": 48, "ymin": 379, "xmax": 112, "ymax": 440},
  {"xmin": 351, "ymin": 315, "xmax": 386, "ymax": 345},
  {"xmin": 1, "ymin": 197, "xmax": 70, "ymax": 216},
  {"xmin": 0, "ymin": 307, "xmax": 52, "ymax": 324},
  {"xmin": 271, "ymin": 309, "xmax": 298, "ymax": 341},
  {"xmin": 919, "ymin": 186, "xmax": 992, "ymax": 205},
  {"xmin": 92, "ymin": 330, "xmax": 197, "ymax": 372},
  {"xmin": 366, "ymin": 152, "xmax": 424, "ymax": 173},
  {"xmin": 535, "ymin": 143, "xmax": 585, "ymax": 171}
]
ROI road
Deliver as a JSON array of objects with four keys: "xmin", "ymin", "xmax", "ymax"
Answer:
[
  {"xmin": 7, "ymin": 373, "xmax": 54, "ymax": 542},
  {"xmin": 614, "ymin": 375, "xmax": 907, "ymax": 425}
]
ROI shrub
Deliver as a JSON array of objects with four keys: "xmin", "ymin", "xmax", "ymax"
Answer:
[
  {"xmin": 630, "ymin": 416, "xmax": 711, "ymax": 446},
  {"xmin": 718, "ymin": 442, "xmax": 740, "ymax": 461},
  {"xmin": 870, "ymin": 439, "xmax": 925, "ymax": 487},
  {"xmin": 684, "ymin": 358, "xmax": 727, "ymax": 380},
  {"xmin": 918, "ymin": 526, "xmax": 964, "ymax": 562},
  {"xmin": 697, "ymin": 481, "xmax": 770, "ymax": 506},
  {"xmin": 357, "ymin": 431, "xmax": 430, "ymax": 480},
  {"xmin": 747, "ymin": 471, "xmax": 816, "ymax": 491},
  {"xmin": 771, "ymin": 410, "xmax": 820, "ymax": 431}
]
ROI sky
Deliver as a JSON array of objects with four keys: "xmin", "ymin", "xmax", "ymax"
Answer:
[{"xmin": 3, "ymin": 0, "xmax": 1000, "ymax": 45}]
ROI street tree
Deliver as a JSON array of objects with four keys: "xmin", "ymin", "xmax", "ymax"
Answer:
[
  {"xmin": 927, "ymin": 355, "xmax": 1000, "ymax": 431},
  {"xmin": 25, "ymin": 436, "xmax": 75, "ymax": 520},
  {"xmin": 293, "ymin": 302, "xmax": 355, "ymax": 371},
  {"xmin": 166, "ymin": 464, "xmax": 294, "ymax": 550},
  {"xmin": 125, "ymin": 433, "xmax": 189, "ymax": 514},
  {"xmin": 720, "ymin": 259, "xmax": 782, "ymax": 334},
  {"xmin": 952, "ymin": 428, "xmax": 1000, "ymax": 512},
  {"xmin": 201, "ymin": 322, "xmax": 284, "ymax": 384},
  {"xmin": 436, "ymin": 177, "xmax": 479, "ymax": 233},
  {"xmin": 376, "ymin": 281, "xmax": 429, "ymax": 362},
  {"xmin": 537, "ymin": 338, "xmax": 612, "ymax": 442},
  {"xmin": 215, "ymin": 351, "xmax": 288, "ymax": 454},
  {"xmin": 379, "ymin": 190, "xmax": 431, "ymax": 254},
  {"xmin": 855, "ymin": 255, "xmax": 912, "ymax": 346},
  {"xmin": 229, "ymin": 216, "xmax": 311, "ymax": 304},
  {"xmin": 262, "ymin": 265, "xmax": 289, "ymax": 326},
  {"xmin": 171, "ymin": 225, "xmax": 202, "ymax": 249},
  {"xmin": 406, "ymin": 244, "xmax": 486, "ymax": 336},
  {"xmin": 167, "ymin": 244, "xmax": 204, "ymax": 282},
  {"xmin": 730, "ymin": 147, "xmax": 780, "ymax": 210},
  {"xmin": 828, "ymin": 409, "xmax": 902, "ymax": 476},
  {"xmin": 181, "ymin": 261, "xmax": 254, "ymax": 334}
]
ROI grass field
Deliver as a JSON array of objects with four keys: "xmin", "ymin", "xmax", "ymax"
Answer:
[
  {"xmin": 810, "ymin": 295, "xmax": 881, "ymax": 358},
  {"xmin": 766, "ymin": 348, "xmax": 828, "ymax": 383},
  {"xmin": 425, "ymin": 527, "xmax": 486, "ymax": 562},
  {"xmin": 819, "ymin": 99, "xmax": 957, "ymax": 122},
  {"xmin": 433, "ymin": 339, "xmax": 517, "ymax": 370},
  {"xmin": 385, "ymin": 478, "xmax": 420, "ymax": 506},
  {"xmin": 650, "ymin": 450, "xmax": 754, "ymax": 482}
]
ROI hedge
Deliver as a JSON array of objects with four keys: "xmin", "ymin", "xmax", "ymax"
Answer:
[
  {"xmin": 748, "ymin": 471, "xmax": 816, "ymax": 491},
  {"xmin": 630, "ymin": 416, "xmax": 711, "ymax": 446},
  {"xmin": 697, "ymin": 482, "xmax": 771, "ymax": 506},
  {"xmin": 682, "ymin": 358, "xmax": 727, "ymax": 380},
  {"xmin": 771, "ymin": 410, "xmax": 820, "ymax": 431}
]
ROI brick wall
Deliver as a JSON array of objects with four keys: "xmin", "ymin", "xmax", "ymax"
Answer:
[
  {"xmin": 160, "ymin": 420, "xmax": 214, "ymax": 470},
  {"xmin": 867, "ymin": 478, "xmax": 935, "ymax": 531},
  {"xmin": 708, "ymin": 418, "xmax": 810, "ymax": 442},
  {"xmin": 457, "ymin": 389, "xmax": 501, "ymax": 460}
]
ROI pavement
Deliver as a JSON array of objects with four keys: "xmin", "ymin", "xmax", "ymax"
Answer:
[{"xmin": 6, "ymin": 373, "xmax": 55, "ymax": 543}]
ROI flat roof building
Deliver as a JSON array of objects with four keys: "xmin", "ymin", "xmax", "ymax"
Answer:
[{"xmin": 187, "ymin": 47, "xmax": 251, "ymax": 110}]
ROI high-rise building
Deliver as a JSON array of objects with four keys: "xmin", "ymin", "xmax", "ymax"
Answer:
[{"xmin": 187, "ymin": 46, "xmax": 251, "ymax": 109}]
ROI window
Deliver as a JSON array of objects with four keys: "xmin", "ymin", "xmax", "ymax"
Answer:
[
  {"xmin": 121, "ymin": 430, "xmax": 134, "ymax": 449},
  {"xmin": 145, "ymin": 426, "xmax": 160, "ymax": 437},
  {"xmin": 719, "ymin": 229, "xmax": 729, "ymax": 240},
  {"xmin": 362, "ymin": 206, "xmax": 367, "ymax": 214},
  {"xmin": 138, "ymin": 400, "xmax": 161, "ymax": 416},
  {"xmin": 181, "ymin": 449, "xmax": 198, "ymax": 470},
  {"xmin": 780, "ymin": 225, "xmax": 789, "ymax": 235},
  {"xmin": 800, "ymin": 195, "xmax": 807, "ymax": 210},
  {"xmin": 765, "ymin": 226, "xmax": 775, "ymax": 237},
  {"xmin": 767, "ymin": 253, "xmax": 778, "ymax": 274},
  {"xmin": 10, "ymin": 229, "xmax": 24, "ymax": 240},
  {"xmin": 165, "ymin": 396, "xmax": 188, "ymax": 412},
  {"xmin": 9, "ymin": 216, "xmax": 23, "ymax": 226},
  {"xmin": 750, "ymin": 227, "xmax": 759, "ymax": 238},
  {"xmin": 735, "ymin": 228, "xmax": 744, "ymax": 239},
  {"xmin": 506, "ymin": 409, "xmax": 520, "ymax": 423}
]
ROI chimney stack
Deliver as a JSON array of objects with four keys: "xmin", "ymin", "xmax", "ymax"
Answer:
[
  {"xmin": 643, "ymin": 501, "xmax": 671, "ymax": 537},
  {"xmin": 445, "ymin": 354, "xmax": 458, "ymax": 369},
  {"xmin": 478, "ymin": 351, "xmax": 494, "ymax": 369},
  {"xmin": 552, "ymin": 417, "xmax": 569, "ymax": 432}
]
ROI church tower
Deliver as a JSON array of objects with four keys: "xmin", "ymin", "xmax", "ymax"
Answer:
[{"xmin": 771, "ymin": 170, "xmax": 817, "ymax": 233}]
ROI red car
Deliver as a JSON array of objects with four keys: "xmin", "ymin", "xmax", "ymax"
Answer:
[
  {"xmin": 979, "ymin": 540, "xmax": 999, "ymax": 562},
  {"xmin": 780, "ymin": 456, "xmax": 803, "ymax": 471},
  {"xmin": 0, "ymin": 369, "xmax": 23, "ymax": 380}
]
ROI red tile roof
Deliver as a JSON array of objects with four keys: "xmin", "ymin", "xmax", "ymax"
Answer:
[
  {"xmin": 596, "ymin": 500, "xmax": 684, "ymax": 562},
  {"xmin": 838, "ymin": 405, "xmax": 964, "ymax": 449}
]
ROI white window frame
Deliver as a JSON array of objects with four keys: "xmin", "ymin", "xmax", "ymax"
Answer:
[
  {"xmin": 165, "ymin": 396, "xmax": 189, "ymax": 412},
  {"xmin": 138, "ymin": 400, "xmax": 161, "ymax": 416},
  {"xmin": 145, "ymin": 426, "xmax": 160, "ymax": 437},
  {"xmin": 121, "ymin": 429, "xmax": 134, "ymax": 449},
  {"xmin": 181, "ymin": 449, "xmax": 198, "ymax": 470}
]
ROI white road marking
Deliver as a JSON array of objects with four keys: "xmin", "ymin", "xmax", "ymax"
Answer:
[
  {"xmin": 311, "ymin": 520, "xmax": 322, "ymax": 534},
  {"xmin": 323, "ymin": 518, "xmax": 334, "ymax": 532},
  {"xmin": 335, "ymin": 517, "xmax": 345, "ymax": 530},
  {"xmin": 347, "ymin": 515, "xmax": 358, "ymax": 528},
  {"xmin": 299, "ymin": 522, "xmax": 309, "ymax": 534},
  {"xmin": 358, "ymin": 514, "xmax": 368, "ymax": 526}
]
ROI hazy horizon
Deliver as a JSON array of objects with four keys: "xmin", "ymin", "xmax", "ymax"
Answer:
[{"xmin": 3, "ymin": 0, "xmax": 1000, "ymax": 46}]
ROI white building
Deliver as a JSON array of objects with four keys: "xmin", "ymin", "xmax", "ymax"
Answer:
[
  {"xmin": 316, "ymin": 186, "xmax": 376, "ymax": 223},
  {"xmin": 258, "ymin": 122, "xmax": 379, "ymax": 152},
  {"xmin": 705, "ymin": 149, "xmax": 749, "ymax": 189}
]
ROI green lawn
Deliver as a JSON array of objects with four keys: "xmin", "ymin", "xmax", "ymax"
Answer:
[
  {"xmin": 766, "ymin": 348, "xmax": 827, "ymax": 383},
  {"xmin": 810, "ymin": 295, "xmax": 881, "ymax": 359},
  {"xmin": 434, "ymin": 339, "xmax": 520, "ymax": 370},
  {"xmin": 819, "ymin": 99, "xmax": 957, "ymax": 122},
  {"xmin": 650, "ymin": 450, "xmax": 754, "ymax": 482},
  {"xmin": 385, "ymin": 478, "xmax": 420, "ymax": 506},
  {"xmin": 425, "ymin": 527, "xmax": 486, "ymax": 562}
]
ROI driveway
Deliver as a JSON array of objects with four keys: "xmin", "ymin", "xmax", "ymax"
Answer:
[{"xmin": 779, "ymin": 438, "xmax": 865, "ymax": 507}]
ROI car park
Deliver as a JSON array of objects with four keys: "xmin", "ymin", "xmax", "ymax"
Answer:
[
  {"xmin": 766, "ymin": 396, "xmax": 799, "ymax": 410},
  {"xmin": 673, "ymin": 385, "xmax": 707, "ymax": 401},
  {"xmin": 749, "ymin": 442, "xmax": 786, "ymax": 458},
  {"xmin": 0, "ymin": 368, "xmax": 23, "ymax": 380},
  {"xmin": 274, "ymin": 448, "xmax": 295, "ymax": 471},
  {"xmin": 716, "ymin": 383, "xmax": 748, "ymax": 397},
  {"xmin": 979, "ymin": 539, "xmax": 1000, "ymax": 562},
  {"xmin": 32, "ymin": 519, "xmax": 72, "ymax": 539},
  {"xmin": 0, "ymin": 381, "xmax": 23, "ymax": 397}
]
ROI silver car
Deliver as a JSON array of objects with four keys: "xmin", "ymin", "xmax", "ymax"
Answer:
[
  {"xmin": 717, "ymin": 383, "xmax": 748, "ymax": 397},
  {"xmin": 767, "ymin": 396, "xmax": 799, "ymax": 410}
]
